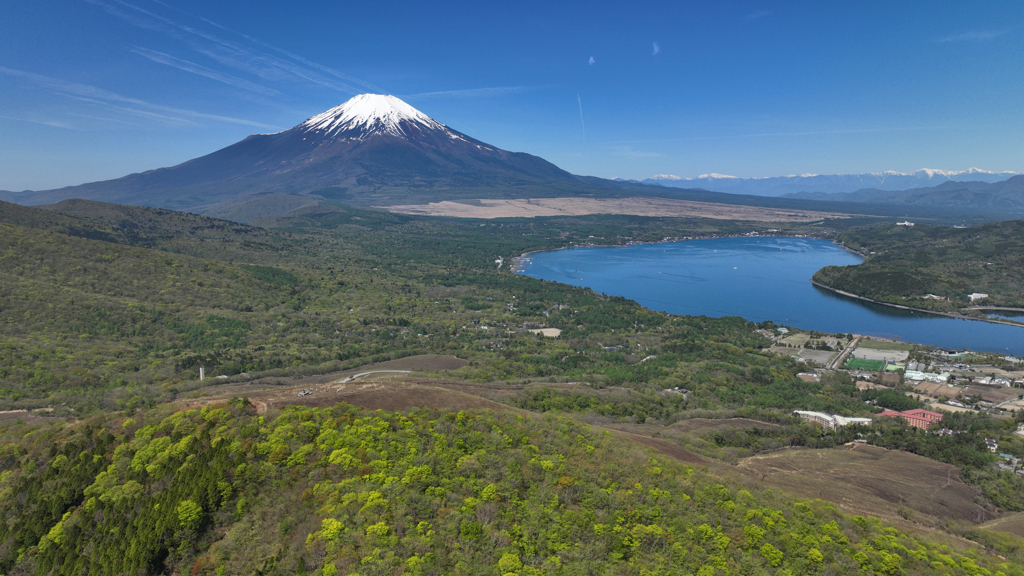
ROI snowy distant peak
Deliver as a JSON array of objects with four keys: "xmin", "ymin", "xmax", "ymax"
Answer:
[
  {"xmin": 648, "ymin": 173, "xmax": 739, "ymax": 181},
  {"xmin": 913, "ymin": 167, "xmax": 1006, "ymax": 178},
  {"xmin": 299, "ymin": 94, "xmax": 449, "ymax": 139}
]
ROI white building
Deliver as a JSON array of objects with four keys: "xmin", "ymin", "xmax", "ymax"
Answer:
[
  {"xmin": 968, "ymin": 293, "xmax": 989, "ymax": 302},
  {"xmin": 794, "ymin": 410, "xmax": 873, "ymax": 431},
  {"xmin": 905, "ymin": 370, "xmax": 950, "ymax": 383}
]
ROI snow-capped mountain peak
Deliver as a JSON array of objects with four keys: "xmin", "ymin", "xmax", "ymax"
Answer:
[
  {"xmin": 648, "ymin": 173, "xmax": 739, "ymax": 181},
  {"xmin": 298, "ymin": 94, "xmax": 449, "ymax": 140}
]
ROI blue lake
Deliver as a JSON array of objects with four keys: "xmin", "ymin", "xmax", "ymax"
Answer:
[{"xmin": 517, "ymin": 237, "xmax": 1024, "ymax": 356}]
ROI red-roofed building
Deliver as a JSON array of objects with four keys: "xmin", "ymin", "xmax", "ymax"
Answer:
[{"xmin": 876, "ymin": 408, "xmax": 944, "ymax": 429}]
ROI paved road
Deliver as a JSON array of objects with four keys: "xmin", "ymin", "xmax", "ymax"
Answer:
[
  {"xmin": 828, "ymin": 337, "xmax": 861, "ymax": 370},
  {"xmin": 336, "ymin": 370, "xmax": 412, "ymax": 384}
]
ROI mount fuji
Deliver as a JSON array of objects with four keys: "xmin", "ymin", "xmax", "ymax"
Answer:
[{"xmin": 0, "ymin": 94, "xmax": 610, "ymax": 219}]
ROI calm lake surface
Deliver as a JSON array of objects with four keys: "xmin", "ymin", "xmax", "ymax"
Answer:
[{"xmin": 518, "ymin": 237, "xmax": 1024, "ymax": 356}]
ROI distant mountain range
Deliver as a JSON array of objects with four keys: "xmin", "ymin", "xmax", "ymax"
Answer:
[
  {"xmin": 781, "ymin": 175, "xmax": 1024, "ymax": 210},
  {"xmin": 637, "ymin": 169, "xmax": 1019, "ymax": 197}
]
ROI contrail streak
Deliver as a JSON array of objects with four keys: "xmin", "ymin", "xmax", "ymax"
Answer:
[{"xmin": 577, "ymin": 93, "xmax": 586, "ymax": 141}]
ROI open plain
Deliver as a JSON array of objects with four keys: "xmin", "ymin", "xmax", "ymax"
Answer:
[{"xmin": 382, "ymin": 196, "xmax": 855, "ymax": 221}]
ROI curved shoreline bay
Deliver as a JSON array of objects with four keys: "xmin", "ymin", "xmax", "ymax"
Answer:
[{"xmin": 517, "ymin": 236, "xmax": 1024, "ymax": 356}]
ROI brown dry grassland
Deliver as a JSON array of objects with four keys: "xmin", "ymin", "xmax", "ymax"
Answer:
[{"xmin": 381, "ymin": 196, "xmax": 853, "ymax": 221}]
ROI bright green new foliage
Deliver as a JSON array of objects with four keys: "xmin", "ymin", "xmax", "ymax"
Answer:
[{"xmin": 0, "ymin": 402, "xmax": 1018, "ymax": 575}]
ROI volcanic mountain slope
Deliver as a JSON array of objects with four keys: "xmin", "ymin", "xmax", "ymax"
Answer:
[{"xmin": 0, "ymin": 94, "xmax": 603, "ymax": 216}]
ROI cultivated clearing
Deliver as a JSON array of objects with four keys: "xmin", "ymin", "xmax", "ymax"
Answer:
[
  {"xmin": 980, "ymin": 512, "xmax": 1024, "ymax": 538},
  {"xmin": 736, "ymin": 444, "xmax": 994, "ymax": 528}
]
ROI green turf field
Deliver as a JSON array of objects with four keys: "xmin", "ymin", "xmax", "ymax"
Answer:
[
  {"xmin": 845, "ymin": 357, "xmax": 886, "ymax": 370},
  {"xmin": 856, "ymin": 339, "xmax": 914, "ymax": 351}
]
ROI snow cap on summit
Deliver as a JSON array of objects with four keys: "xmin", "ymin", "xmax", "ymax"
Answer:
[{"xmin": 299, "ymin": 94, "xmax": 446, "ymax": 139}]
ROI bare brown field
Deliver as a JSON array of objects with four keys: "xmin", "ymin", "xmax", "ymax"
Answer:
[
  {"xmin": 382, "ymin": 196, "xmax": 853, "ymax": 222},
  {"xmin": 966, "ymin": 384, "xmax": 1020, "ymax": 404},
  {"xmin": 578, "ymin": 418, "xmax": 778, "ymax": 455},
  {"xmin": 188, "ymin": 354, "xmax": 467, "ymax": 397},
  {"xmin": 601, "ymin": 428, "xmax": 709, "ymax": 465},
  {"xmin": 0, "ymin": 410, "xmax": 54, "ymax": 426},
  {"xmin": 980, "ymin": 512, "xmax": 1024, "ymax": 538},
  {"xmin": 183, "ymin": 374, "xmax": 523, "ymax": 415},
  {"xmin": 669, "ymin": 417, "xmax": 781, "ymax": 434},
  {"xmin": 736, "ymin": 445, "xmax": 995, "ymax": 528}
]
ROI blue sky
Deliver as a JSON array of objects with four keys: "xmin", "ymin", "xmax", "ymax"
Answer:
[{"xmin": 1, "ymin": 0, "xmax": 1022, "ymax": 190}]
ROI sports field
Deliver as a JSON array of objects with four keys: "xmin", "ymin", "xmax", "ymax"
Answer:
[
  {"xmin": 857, "ymin": 339, "xmax": 914, "ymax": 351},
  {"xmin": 845, "ymin": 357, "xmax": 885, "ymax": 370}
]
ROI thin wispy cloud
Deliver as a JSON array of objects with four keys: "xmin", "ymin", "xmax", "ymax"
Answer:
[
  {"xmin": 60, "ymin": 94, "xmax": 200, "ymax": 126},
  {"xmin": 652, "ymin": 42, "xmax": 661, "ymax": 55},
  {"xmin": 67, "ymin": 112, "xmax": 151, "ymax": 127},
  {"xmin": 142, "ymin": 0, "xmax": 379, "ymax": 91},
  {"xmin": 745, "ymin": 10, "xmax": 772, "ymax": 21},
  {"xmin": 0, "ymin": 66, "xmax": 277, "ymax": 129},
  {"xmin": 0, "ymin": 115, "xmax": 75, "ymax": 130},
  {"xmin": 130, "ymin": 47, "xmax": 283, "ymax": 96},
  {"xmin": 577, "ymin": 93, "xmax": 586, "ymax": 142},
  {"xmin": 88, "ymin": 0, "xmax": 381, "ymax": 94},
  {"xmin": 937, "ymin": 29, "xmax": 1012, "ymax": 42},
  {"xmin": 588, "ymin": 56, "xmax": 595, "ymax": 65},
  {"xmin": 404, "ymin": 86, "xmax": 544, "ymax": 99}
]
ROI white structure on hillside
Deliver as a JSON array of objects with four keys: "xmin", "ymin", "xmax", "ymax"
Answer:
[
  {"xmin": 968, "ymin": 293, "xmax": 989, "ymax": 302},
  {"xmin": 896, "ymin": 221, "xmax": 914, "ymax": 226},
  {"xmin": 794, "ymin": 410, "xmax": 873, "ymax": 431},
  {"xmin": 905, "ymin": 370, "xmax": 950, "ymax": 383}
]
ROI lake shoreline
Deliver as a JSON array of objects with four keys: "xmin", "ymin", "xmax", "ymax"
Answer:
[
  {"xmin": 516, "ymin": 238, "xmax": 1023, "ymax": 331},
  {"xmin": 516, "ymin": 236, "xmax": 1024, "ymax": 354},
  {"xmin": 809, "ymin": 279, "xmax": 1024, "ymax": 330},
  {"xmin": 510, "ymin": 232, "xmax": 832, "ymax": 273}
]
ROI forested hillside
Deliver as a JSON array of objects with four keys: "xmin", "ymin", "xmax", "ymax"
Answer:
[
  {"xmin": 1, "ymin": 402, "xmax": 1020, "ymax": 575},
  {"xmin": 813, "ymin": 220, "xmax": 1024, "ymax": 313},
  {"xmin": 0, "ymin": 200, "xmax": 812, "ymax": 414}
]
